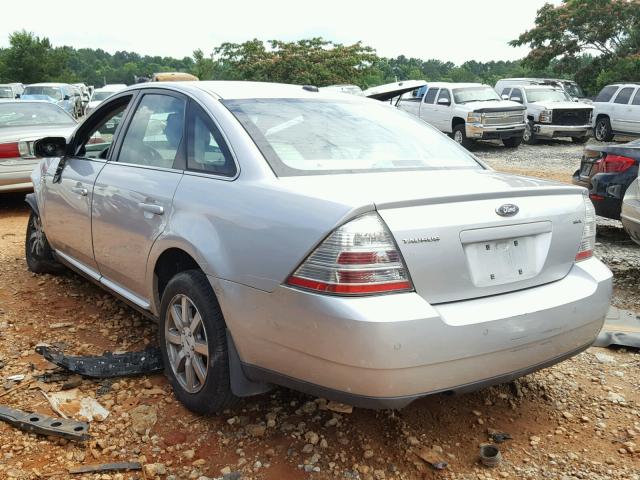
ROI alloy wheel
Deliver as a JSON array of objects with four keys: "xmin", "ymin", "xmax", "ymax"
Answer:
[
  {"xmin": 164, "ymin": 294, "xmax": 209, "ymax": 393},
  {"xmin": 29, "ymin": 215, "xmax": 46, "ymax": 258},
  {"xmin": 523, "ymin": 124, "xmax": 532, "ymax": 143},
  {"xmin": 595, "ymin": 121, "xmax": 606, "ymax": 141},
  {"xmin": 454, "ymin": 130, "xmax": 464, "ymax": 144}
]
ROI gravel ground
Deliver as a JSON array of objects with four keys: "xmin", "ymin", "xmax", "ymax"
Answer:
[{"xmin": 0, "ymin": 141, "xmax": 639, "ymax": 480}]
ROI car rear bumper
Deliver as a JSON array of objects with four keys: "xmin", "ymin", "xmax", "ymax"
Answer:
[
  {"xmin": 535, "ymin": 124, "xmax": 591, "ymax": 138},
  {"xmin": 466, "ymin": 123, "xmax": 525, "ymax": 140},
  {"xmin": 0, "ymin": 161, "xmax": 37, "ymax": 192},
  {"xmin": 214, "ymin": 257, "xmax": 612, "ymax": 408}
]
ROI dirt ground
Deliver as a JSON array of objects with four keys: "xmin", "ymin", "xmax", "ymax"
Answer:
[{"xmin": 1, "ymin": 144, "xmax": 639, "ymax": 479}]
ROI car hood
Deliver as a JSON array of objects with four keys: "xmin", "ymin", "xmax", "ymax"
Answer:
[
  {"xmin": 531, "ymin": 101, "xmax": 593, "ymax": 110},
  {"xmin": 0, "ymin": 124, "xmax": 76, "ymax": 143},
  {"xmin": 276, "ymin": 168, "xmax": 582, "ymax": 210},
  {"xmin": 465, "ymin": 100, "xmax": 525, "ymax": 112}
]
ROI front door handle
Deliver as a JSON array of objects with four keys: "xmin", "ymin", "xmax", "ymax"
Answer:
[
  {"xmin": 139, "ymin": 203, "xmax": 164, "ymax": 215},
  {"xmin": 71, "ymin": 186, "xmax": 88, "ymax": 196}
]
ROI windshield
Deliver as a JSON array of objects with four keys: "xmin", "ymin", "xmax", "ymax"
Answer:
[
  {"xmin": 91, "ymin": 91, "xmax": 114, "ymax": 102},
  {"xmin": 22, "ymin": 86, "xmax": 63, "ymax": 101},
  {"xmin": 224, "ymin": 98, "xmax": 481, "ymax": 176},
  {"xmin": 563, "ymin": 83, "xmax": 585, "ymax": 98},
  {"xmin": 0, "ymin": 102, "xmax": 75, "ymax": 127},
  {"xmin": 525, "ymin": 88, "xmax": 570, "ymax": 103},
  {"xmin": 453, "ymin": 87, "xmax": 500, "ymax": 104}
]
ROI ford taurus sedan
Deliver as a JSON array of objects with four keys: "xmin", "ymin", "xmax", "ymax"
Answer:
[{"xmin": 25, "ymin": 81, "xmax": 612, "ymax": 413}]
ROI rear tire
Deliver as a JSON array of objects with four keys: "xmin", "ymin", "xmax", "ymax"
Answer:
[
  {"xmin": 502, "ymin": 136, "xmax": 523, "ymax": 148},
  {"xmin": 572, "ymin": 136, "xmax": 589, "ymax": 144},
  {"xmin": 159, "ymin": 269, "xmax": 238, "ymax": 415},
  {"xmin": 452, "ymin": 124, "xmax": 474, "ymax": 149},
  {"xmin": 25, "ymin": 211, "xmax": 64, "ymax": 274},
  {"xmin": 522, "ymin": 121, "xmax": 537, "ymax": 145},
  {"xmin": 594, "ymin": 117, "xmax": 613, "ymax": 142}
]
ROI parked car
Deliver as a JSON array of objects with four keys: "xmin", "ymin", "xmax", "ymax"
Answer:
[
  {"xmin": 591, "ymin": 83, "xmax": 640, "ymax": 141},
  {"xmin": 572, "ymin": 139, "xmax": 640, "ymax": 219},
  {"xmin": 21, "ymin": 83, "xmax": 83, "ymax": 118},
  {"xmin": 86, "ymin": 85, "xmax": 127, "ymax": 116},
  {"xmin": 0, "ymin": 83, "xmax": 24, "ymax": 99},
  {"xmin": 0, "ymin": 101, "xmax": 76, "ymax": 192},
  {"xmin": 26, "ymin": 81, "xmax": 611, "ymax": 413},
  {"xmin": 495, "ymin": 78, "xmax": 590, "ymax": 103},
  {"xmin": 496, "ymin": 83, "xmax": 593, "ymax": 144},
  {"xmin": 621, "ymin": 171, "xmax": 640, "ymax": 245},
  {"xmin": 396, "ymin": 82, "xmax": 526, "ymax": 149}
]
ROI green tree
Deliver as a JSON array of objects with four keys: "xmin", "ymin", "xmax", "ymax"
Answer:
[
  {"xmin": 510, "ymin": 0, "xmax": 640, "ymax": 93},
  {"xmin": 0, "ymin": 30, "xmax": 55, "ymax": 83}
]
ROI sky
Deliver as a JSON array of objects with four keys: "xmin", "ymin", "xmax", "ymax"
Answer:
[{"xmin": 2, "ymin": 0, "xmax": 560, "ymax": 64}]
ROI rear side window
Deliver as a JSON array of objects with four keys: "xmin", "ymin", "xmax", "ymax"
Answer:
[
  {"xmin": 632, "ymin": 89, "xmax": 640, "ymax": 106},
  {"xmin": 595, "ymin": 85, "xmax": 619, "ymax": 103},
  {"xmin": 614, "ymin": 87, "xmax": 634, "ymax": 105},
  {"xmin": 501, "ymin": 88, "xmax": 511, "ymax": 98},
  {"xmin": 186, "ymin": 102, "xmax": 236, "ymax": 177},
  {"xmin": 424, "ymin": 88, "xmax": 438, "ymax": 104}
]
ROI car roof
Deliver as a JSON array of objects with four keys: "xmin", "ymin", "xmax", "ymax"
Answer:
[
  {"xmin": 25, "ymin": 83, "xmax": 68, "ymax": 87},
  {"xmin": 426, "ymin": 82, "xmax": 485, "ymax": 89},
  {"xmin": 500, "ymin": 78, "xmax": 575, "ymax": 83}
]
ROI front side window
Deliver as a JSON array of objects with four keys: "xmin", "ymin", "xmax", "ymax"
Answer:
[
  {"xmin": 118, "ymin": 94, "xmax": 186, "ymax": 168},
  {"xmin": 510, "ymin": 88, "xmax": 524, "ymax": 102},
  {"xmin": 187, "ymin": 103, "xmax": 236, "ymax": 177},
  {"xmin": 423, "ymin": 88, "xmax": 438, "ymax": 104},
  {"xmin": 224, "ymin": 98, "xmax": 481, "ymax": 177},
  {"xmin": 563, "ymin": 83, "xmax": 585, "ymax": 98},
  {"xmin": 632, "ymin": 90, "xmax": 640, "ymax": 106},
  {"xmin": 501, "ymin": 88, "xmax": 511, "ymax": 98},
  {"xmin": 0, "ymin": 102, "xmax": 75, "ymax": 127},
  {"xmin": 437, "ymin": 89, "xmax": 451, "ymax": 103},
  {"xmin": 595, "ymin": 85, "xmax": 619, "ymax": 103},
  {"xmin": 75, "ymin": 96, "xmax": 133, "ymax": 159},
  {"xmin": 525, "ymin": 88, "xmax": 570, "ymax": 103},
  {"xmin": 614, "ymin": 87, "xmax": 634, "ymax": 105},
  {"xmin": 453, "ymin": 87, "xmax": 500, "ymax": 104}
]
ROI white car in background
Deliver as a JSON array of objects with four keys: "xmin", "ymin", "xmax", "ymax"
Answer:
[
  {"xmin": 86, "ymin": 85, "xmax": 127, "ymax": 116},
  {"xmin": 592, "ymin": 83, "xmax": 640, "ymax": 141}
]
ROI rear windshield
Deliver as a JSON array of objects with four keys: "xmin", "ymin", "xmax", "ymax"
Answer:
[
  {"xmin": 0, "ymin": 102, "xmax": 75, "ymax": 127},
  {"xmin": 525, "ymin": 88, "xmax": 570, "ymax": 103},
  {"xmin": 453, "ymin": 87, "xmax": 500, "ymax": 104},
  {"xmin": 23, "ymin": 86, "xmax": 63, "ymax": 100},
  {"xmin": 224, "ymin": 98, "xmax": 481, "ymax": 176}
]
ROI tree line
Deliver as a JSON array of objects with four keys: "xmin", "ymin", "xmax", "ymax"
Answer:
[{"xmin": 0, "ymin": 0, "xmax": 637, "ymax": 95}]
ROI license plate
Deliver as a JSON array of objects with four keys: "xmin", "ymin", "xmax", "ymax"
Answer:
[
  {"xmin": 464, "ymin": 236, "xmax": 537, "ymax": 287},
  {"xmin": 580, "ymin": 163, "xmax": 592, "ymax": 177}
]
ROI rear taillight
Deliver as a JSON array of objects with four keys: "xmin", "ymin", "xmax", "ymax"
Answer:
[
  {"xmin": 598, "ymin": 154, "xmax": 635, "ymax": 173},
  {"xmin": 286, "ymin": 213, "xmax": 413, "ymax": 295},
  {"xmin": 576, "ymin": 194, "xmax": 596, "ymax": 261},
  {"xmin": 0, "ymin": 142, "xmax": 20, "ymax": 159}
]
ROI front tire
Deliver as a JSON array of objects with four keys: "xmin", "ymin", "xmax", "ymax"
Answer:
[
  {"xmin": 159, "ymin": 269, "xmax": 238, "ymax": 414},
  {"xmin": 452, "ymin": 124, "xmax": 474, "ymax": 149},
  {"xmin": 594, "ymin": 117, "xmax": 613, "ymax": 142},
  {"xmin": 25, "ymin": 211, "xmax": 64, "ymax": 274},
  {"xmin": 502, "ymin": 136, "xmax": 523, "ymax": 148},
  {"xmin": 523, "ymin": 121, "xmax": 537, "ymax": 145}
]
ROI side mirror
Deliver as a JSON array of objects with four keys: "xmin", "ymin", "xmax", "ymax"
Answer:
[
  {"xmin": 34, "ymin": 137, "xmax": 67, "ymax": 157},
  {"xmin": 573, "ymin": 98, "xmax": 579, "ymax": 102},
  {"xmin": 511, "ymin": 97, "xmax": 523, "ymax": 104},
  {"xmin": 437, "ymin": 97, "xmax": 451, "ymax": 106},
  {"xmin": 501, "ymin": 94, "xmax": 509, "ymax": 100},
  {"xmin": 63, "ymin": 95, "xmax": 70, "ymax": 101}
]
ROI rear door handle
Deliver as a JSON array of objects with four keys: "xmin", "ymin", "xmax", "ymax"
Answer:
[
  {"xmin": 139, "ymin": 203, "xmax": 164, "ymax": 215},
  {"xmin": 71, "ymin": 186, "xmax": 88, "ymax": 196}
]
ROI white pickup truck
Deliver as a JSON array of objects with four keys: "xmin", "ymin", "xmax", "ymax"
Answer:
[
  {"xmin": 496, "ymin": 83, "xmax": 593, "ymax": 144},
  {"xmin": 396, "ymin": 82, "xmax": 527, "ymax": 149}
]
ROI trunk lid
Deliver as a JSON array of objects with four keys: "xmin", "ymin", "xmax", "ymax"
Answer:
[{"xmin": 279, "ymin": 169, "xmax": 588, "ymax": 304}]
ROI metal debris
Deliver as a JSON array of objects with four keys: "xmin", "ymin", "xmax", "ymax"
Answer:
[
  {"xmin": 68, "ymin": 461, "xmax": 142, "ymax": 474},
  {"xmin": 480, "ymin": 444, "xmax": 502, "ymax": 467},
  {"xmin": 0, "ymin": 405, "xmax": 90, "ymax": 441},
  {"xmin": 488, "ymin": 429, "xmax": 512, "ymax": 443},
  {"xmin": 415, "ymin": 447, "xmax": 448, "ymax": 470},
  {"xmin": 35, "ymin": 345, "xmax": 163, "ymax": 378}
]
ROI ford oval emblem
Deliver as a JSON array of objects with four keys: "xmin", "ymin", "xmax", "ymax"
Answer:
[{"xmin": 496, "ymin": 204, "xmax": 519, "ymax": 217}]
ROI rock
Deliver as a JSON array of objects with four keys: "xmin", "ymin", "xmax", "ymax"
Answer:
[
  {"xmin": 302, "ymin": 444, "xmax": 314, "ymax": 454},
  {"xmin": 183, "ymin": 449, "xmax": 195, "ymax": 460},
  {"xmin": 363, "ymin": 449, "xmax": 374, "ymax": 459},
  {"xmin": 222, "ymin": 472, "xmax": 241, "ymax": 480},
  {"xmin": 220, "ymin": 466, "xmax": 232, "ymax": 475},
  {"xmin": 246, "ymin": 424, "xmax": 266, "ymax": 437},
  {"xmin": 562, "ymin": 411, "xmax": 574, "ymax": 420},
  {"xmin": 606, "ymin": 392, "xmax": 626, "ymax": 404},
  {"xmin": 144, "ymin": 463, "xmax": 166, "ymax": 476},
  {"xmin": 594, "ymin": 352, "xmax": 616, "ymax": 364},
  {"xmin": 327, "ymin": 401, "xmax": 353, "ymax": 414},
  {"xmin": 305, "ymin": 431, "xmax": 319, "ymax": 445},
  {"xmin": 130, "ymin": 404, "xmax": 158, "ymax": 435},
  {"xmin": 407, "ymin": 436, "xmax": 420, "ymax": 446},
  {"xmin": 301, "ymin": 401, "xmax": 317, "ymax": 414}
]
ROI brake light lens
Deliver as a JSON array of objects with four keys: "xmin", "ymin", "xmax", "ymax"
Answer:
[
  {"xmin": 598, "ymin": 154, "xmax": 635, "ymax": 173},
  {"xmin": 576, "ymin": 194, "xmax": 596, "ymax": 261},
  {"xmin": 0, "ymin": 142, "xmax": 20, "ymax": 159},
  {"xmin": 286, "ymin": 213, "xmax": 413, "ymax": 295}
]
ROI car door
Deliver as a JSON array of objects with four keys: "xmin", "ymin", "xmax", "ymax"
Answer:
[
  {"xmin": 91, "ymin": 90, "xmax": 187, "ymax": 305},
  {"xmin": 418, "ymin": 87, "xmax": 439, "ymax": 124},
  {"xmin": 624, "ymin": 88, "xmax": 640, "ymax": 134},
  {"xmin": 433, "ymin": 88, "xmax": 452, "ymax": 132},
  {"xmin": 611, "ymin": 86, "xmax": 634, "ymax": 132},
  {"xmin": 42, "ymin": 93, "xmax": 136, "ymax": 277}
]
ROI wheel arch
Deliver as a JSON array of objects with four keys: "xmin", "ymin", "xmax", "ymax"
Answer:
[
  {"xmin": 25, "ymin": 193, "xmax": 39, "ymax": 216},
  {"xmin": 451, "ymin": 117, "xmax": 466, "ymax": 130}
]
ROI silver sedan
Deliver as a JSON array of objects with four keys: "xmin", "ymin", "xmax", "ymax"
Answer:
[
  {"xmin": 25, "ymin": 81, "xmax": 612, "ymax": 413},
  {"xmin": 0, "ymin": 101, "xmax": 76, "ymax": 192}
]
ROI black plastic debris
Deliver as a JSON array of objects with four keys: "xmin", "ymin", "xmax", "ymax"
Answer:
[
  {"xmin": 69, "ymin": 462, "xmax": 142, "ymax": 474},
  {"xmin": 593, "ymin": 307, "xmax": 640, "ymax": 349},
  {"xmin": 35, "ymin": 345, "xmax": 163, "ymax": 379},
  {"xmin": 488, "ymin": 429, "xmax": 512, "ymax": 443},
  {"xmin": 0, "ymin": 405, "xmax": 90, "ymax": 441}
]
